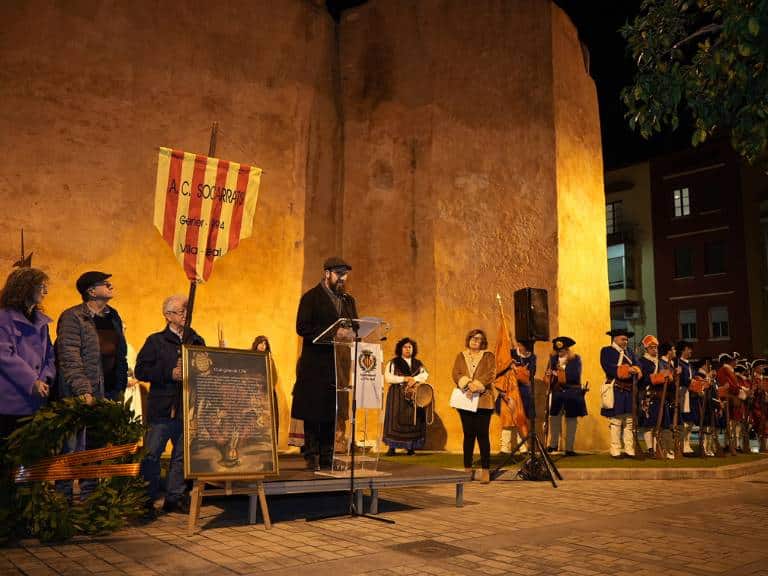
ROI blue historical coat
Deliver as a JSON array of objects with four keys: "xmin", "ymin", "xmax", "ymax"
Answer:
[
  {"xmin": 599, "ymin": 344, "xmax": 637, "ymax": 417},
  {"xmin": 678, "ymin": 358, "xmax": 698, "ymax": 424},
  {"xmin": 512, "ymin": 348, "xmax": 536, "ymax": 418},
  {"xmin": 638, "ymin": 354, "xmax": 673, "ymax": 429},
  {"xmin": 548, "ymin": 354, "xmax": 587, "ymax": 418}
]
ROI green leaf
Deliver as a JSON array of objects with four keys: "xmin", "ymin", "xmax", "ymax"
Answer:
[{"xmin": 748, "ymin": 17, "xmax": 759, "ymax": 36}]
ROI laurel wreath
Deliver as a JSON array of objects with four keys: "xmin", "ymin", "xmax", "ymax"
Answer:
[{"xmin": 0, "ymin": 398, "xmax": 146, "ymax": 542}]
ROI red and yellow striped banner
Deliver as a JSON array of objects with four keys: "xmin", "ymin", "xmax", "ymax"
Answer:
[{"xmin": 154, "ymin": 147, "xmax": 262, "ymax": 282}]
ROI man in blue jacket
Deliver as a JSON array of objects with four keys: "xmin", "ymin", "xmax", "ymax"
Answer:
[{"xmin": 136, "ymin": 294, "xmax": 205, "ymax": 515}]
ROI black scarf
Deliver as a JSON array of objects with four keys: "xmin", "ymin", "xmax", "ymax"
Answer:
[{"xmin": 392, "ymin": 356, "xmax": 423, "ymax": 377}]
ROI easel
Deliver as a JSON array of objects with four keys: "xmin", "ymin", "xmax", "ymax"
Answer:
[{"xmin": 187, "ymin": 478, "xmax": 271, "ymax": 534}]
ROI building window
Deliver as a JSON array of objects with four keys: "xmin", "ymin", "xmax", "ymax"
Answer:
[
  {"xmin": 608, "ymin": 243, "xmax": 626, "ymax": 289},
  {"xmin": 674, "ymin": 246, "xmax": 694, "ymax": 278},
  {"xmin": 704, "ymin": 241, "xmax": 727, "ymax": 275},
  {"xmin": 606, "ymin": 201, "xmax": 622, "ymax": 235},
  {"xmin": 679, "ymin": 309, "xmax": 697, "ymax": 340},
  {"xmin": 709, "ymin": 306, "xmax": 729, "ymax": 339},
  {"xmin": 697, "ymin": 185, "xmax": 720, "ymax": 213},
  {"xmin": 673, "ymin": 187, "xmax": 691, "ymax": 217}
]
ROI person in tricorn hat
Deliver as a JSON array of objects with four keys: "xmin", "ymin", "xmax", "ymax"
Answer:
[
  {"xmin": 600, "ymin": 328, "xmax": 642, "ymax": 458},
  {"xmin": 291, "ymin": 257, "xmax": 358, "ymax": 471},
  {"xmin": 56, "ymin": 271, "xmax": 128, "ymax": 499},
  {"xmin": 545, "ymin": 336, "xmax": 585, "ymax": 456},
  {"xmin": 716, "ymin": 351, "xmax": 742, "ymax": 452},
  {"xmin": 751, "ymin": 359, "xmax": 768, "ymax": 452}
]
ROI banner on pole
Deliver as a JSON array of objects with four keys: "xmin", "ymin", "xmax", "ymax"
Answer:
[{"xmin": 154, "ymin": 147, "xmax": 262, "ymax": 282}]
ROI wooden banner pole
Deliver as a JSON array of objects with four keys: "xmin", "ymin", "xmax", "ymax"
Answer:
[{"xmin": 182, "ymin": 122, "xmax": 218, "ymax": 344}]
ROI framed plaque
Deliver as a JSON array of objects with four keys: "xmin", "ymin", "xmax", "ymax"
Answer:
[{"xmin": 182, "ymin": 345, "xmax": 278, "ymax": 479}]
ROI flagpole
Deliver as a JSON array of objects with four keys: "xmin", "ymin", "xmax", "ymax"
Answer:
[{"xmin": 182, "ymin": 122, "xmax": 218, "ymax": 344}]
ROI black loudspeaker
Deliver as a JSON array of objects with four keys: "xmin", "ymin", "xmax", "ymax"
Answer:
[{"xmin": 513, "ymin": 288, "xmax": 549, "ymax": 342}]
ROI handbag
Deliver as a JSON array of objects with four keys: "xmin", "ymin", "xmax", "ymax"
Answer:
[{"xmin": 600, "ymin": 379, "xmax": 615, "ymax": 410}]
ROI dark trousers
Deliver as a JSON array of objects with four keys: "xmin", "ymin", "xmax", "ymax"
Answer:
[
  {"xmin": 140, "ymin": 418, "xmax": 185, "ymax": 504},
  {"xmin": 1, "ymin": 414, "xmax": 27, "ymax": 513},
  {"xmin": 56, "ymin": 428, "xmax": 97, "ymax": 500},
  {"xmin": 302, "ymin": 420, "xmax": 334, "ymax": 464},
  {"xmin": 458, "ymin": 408, "xmax": 493, "ymax": 469}
]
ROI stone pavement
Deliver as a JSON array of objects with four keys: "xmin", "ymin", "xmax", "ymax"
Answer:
[{"xmin": 2, "ymin": 469, "xmax": 768, "ymax": 576}]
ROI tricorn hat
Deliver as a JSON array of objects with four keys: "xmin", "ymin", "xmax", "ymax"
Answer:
[
  {"xmin": 323, "ymin": 256, "xmax": 352, "ymax": 272},
  {"xmin": 607, "ymin": 328, "xmax": 634, "ymax": 338},
  {"xmin": 76, "ymin": 271, "xmax": 111, "ymax": 296},
  {"xmin": 552, "ymin": 336, "xmax": 576, "ymax": 350},
  {"xmin": 751, "ymin": 359, "xmax": 768, "ymax": 371},
  {"xmin": 717, "ymin": 352, "xmax": 736, "ymax": 364}
]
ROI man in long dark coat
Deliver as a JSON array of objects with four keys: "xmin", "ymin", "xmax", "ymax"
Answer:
[{"xmin": 291, "ymin": 257, "xmax": 358, "ymax": 470}]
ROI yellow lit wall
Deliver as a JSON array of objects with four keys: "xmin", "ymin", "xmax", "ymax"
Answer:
[{"xmin": 551, "ymin": 6, "xmax": 612, "ymax": 450}]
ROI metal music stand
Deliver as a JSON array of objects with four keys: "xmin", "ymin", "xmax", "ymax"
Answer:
[{"xmin": 306, "ymin": 317, "xmax": 394, "ymax": 524}]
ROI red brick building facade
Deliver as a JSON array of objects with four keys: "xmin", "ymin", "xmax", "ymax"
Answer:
[{"xmin": 650, "ymin": 141, "xmax": 767, "ymax": 358}]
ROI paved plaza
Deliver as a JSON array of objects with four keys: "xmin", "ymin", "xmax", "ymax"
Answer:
[{"xmin": 2, "ymin": 467, "xmax": 768, "ymax": 576}]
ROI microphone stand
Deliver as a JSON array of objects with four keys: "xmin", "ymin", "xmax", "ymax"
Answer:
[{"xmin": 307, "ymin": 313, "xmax": 394, "ymax": 524}]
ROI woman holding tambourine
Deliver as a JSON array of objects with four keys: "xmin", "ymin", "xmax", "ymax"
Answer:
[{"xmin": 382, "ymin": 337, "xmax": 432, "ymax": 456}]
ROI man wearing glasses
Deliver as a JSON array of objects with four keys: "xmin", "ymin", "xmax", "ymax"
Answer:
[
  {"xmin": 135, "ymin": 295, "xmax": 205, "ymax": 516},
  {"xmin": 56, "ymin": 271, "xmax": 129, "ymax": 499},
  {"xmin": 291, "ymin": 257, "xmax": 358, "ymax": 471}
]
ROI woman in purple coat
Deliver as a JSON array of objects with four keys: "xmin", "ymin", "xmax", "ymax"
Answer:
[{"xmin": 0, "ymin": 268, "xmax": 54, "ymax": 442}]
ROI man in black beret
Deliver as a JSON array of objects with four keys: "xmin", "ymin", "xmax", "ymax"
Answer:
[{"xmin": 291, "ymin": 257, "xmax": 358, "ymax": 470}]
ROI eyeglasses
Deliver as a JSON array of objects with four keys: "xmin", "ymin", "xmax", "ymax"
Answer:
[
  {"xmin": 166, "ymin": 309, "xmax": 187, "ymax": 316},
  {"xmin": 470, "ymin": 335, "xmax": 484, "ymax": 341},
  {"xmin": 92, "ymin": 281, "xmax": 113, "ymax": 289}
]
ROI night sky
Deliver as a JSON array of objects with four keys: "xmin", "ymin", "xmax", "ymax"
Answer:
[
  {"xmin": 327, "ymin": 0, "xmax": 691, "ymax": 171},
  {"xmin": 555, "ymin": 0, "xmax": 689, "ymax": 170}
]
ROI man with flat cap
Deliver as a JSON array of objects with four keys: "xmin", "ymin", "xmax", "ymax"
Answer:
[
  {"xmin": 600, "ymin": 328, "xmax": 642, "ymax": 458},
  {"xmin": 291, "ymin": 257, "xmax": 358, "ymax": 470},
  {"xmin": 56, "ymin": 271, "xmax": 128, "ymax": 498}
]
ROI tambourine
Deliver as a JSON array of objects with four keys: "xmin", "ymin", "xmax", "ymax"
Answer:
[{"xmin": 411, "ymin": 383, "xmax": 434, "ymax": 408}]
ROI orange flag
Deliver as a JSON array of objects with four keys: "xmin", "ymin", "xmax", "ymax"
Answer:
[{"xmin": 496, "ymin": 303, "xmax": 529, "ymax": 438}]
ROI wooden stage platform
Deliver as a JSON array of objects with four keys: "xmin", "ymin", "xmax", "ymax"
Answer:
[{"xmin": 242, "ymin": 454, "xmax": 470, "ymax": 524}]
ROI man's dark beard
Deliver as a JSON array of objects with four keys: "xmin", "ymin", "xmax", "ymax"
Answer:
[{"xmin": 328, "ymin": 278, "xmax": 346, "ymax": 295}]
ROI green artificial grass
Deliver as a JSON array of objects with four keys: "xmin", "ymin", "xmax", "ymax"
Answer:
[{"xmin": 379, "ymin": 450, "xmax": 768, "ymax": 469}]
